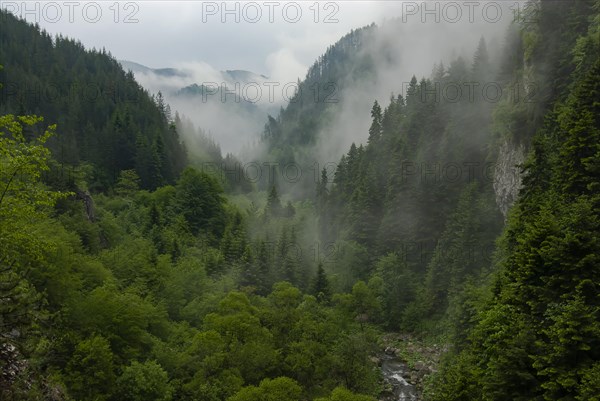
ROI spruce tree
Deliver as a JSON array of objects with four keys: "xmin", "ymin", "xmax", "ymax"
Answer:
[{"xmin": 312, "ymin": 263, "xmax": 331, "ymax": 303}]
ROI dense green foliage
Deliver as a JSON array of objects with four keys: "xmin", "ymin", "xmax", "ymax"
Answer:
[
  {"xmin": 0, "ymin": 12, "xmax": 380, "ymax": 401},
  {"xmin": 2, "ymin": 0, "xmax": 600, "ymax": 399},
  {"xmin": 429, "ymin": 1, "xmax": 600, "ymax": 399},
  {"xmin": 0, "ymin": 121, "xmax": 380, "ymax": 399}
]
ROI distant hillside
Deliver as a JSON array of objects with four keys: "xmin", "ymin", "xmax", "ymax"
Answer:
[
  {"xmin": 222, "ymin": 69, "xmax": 269, "ymax": 84},
  {"xmin": 118, "ymin": 60, "xmax": 279, "ymax": 155},
  {"xmin": 119, "ymin": 60, "xmax": 187, "ymax": 78},
  {"xmin": 261, "ymin": 24, "xmax": 378, "ymax": 152},
  {"xmin": 118, "ymin": 60, "xmax": 269, "ymax": 87}
]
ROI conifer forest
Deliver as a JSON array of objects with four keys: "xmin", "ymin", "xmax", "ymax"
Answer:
[{"xmin": 0, "ymin": 1, "xmax": 599, "ymax": 400}]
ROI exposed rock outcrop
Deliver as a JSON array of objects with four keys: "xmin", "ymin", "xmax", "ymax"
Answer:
[
  {"xmin": 75, "ymin": 189, "xmax": 95, "ymax": 222},
  {"xmin": 493, "ymin": 140, "xmax": 525, "ymax": 219}
]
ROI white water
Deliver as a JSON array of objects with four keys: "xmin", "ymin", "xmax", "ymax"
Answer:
[
  {"xmin": 380, "ymin": 355, "xmax": 418, "ymax": 401},
  {"xmin": 391, "ymin": 373, "xmax": 410, "ymax": 386}
]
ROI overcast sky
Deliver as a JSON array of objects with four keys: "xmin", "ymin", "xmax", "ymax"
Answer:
[{"xmin": 7, "ymin": 1, "xmax": 407, "ymax": 82}]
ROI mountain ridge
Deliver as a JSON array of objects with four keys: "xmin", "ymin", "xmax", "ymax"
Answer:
[{"xmin": 118, "ymin": 59, "xmax": 270, "ymax": 86}]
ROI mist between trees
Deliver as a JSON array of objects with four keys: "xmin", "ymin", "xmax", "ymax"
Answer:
[
  {"xmin": 2, "ymin": 1, "xmax": 599, "ymax": 400},
  {"xmin": 85, "ymin": 237, "xmax": 494, "ymax": 266},
  {"xmin": 0, "ymin": 78, "xmax": 541, "ymax": 106},
  {"xmin": 197, "ymin": 160, "xmax": 502, "ymax": 185}
]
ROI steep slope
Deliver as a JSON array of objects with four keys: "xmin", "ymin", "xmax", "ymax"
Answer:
[
  {"xmin": 429, "ymin": 1, "xmax": 600, "ymax": 399},
  {"xmin": 0, "ymin": 12, "xmax": 187, "ymax": 190},
  {"xmin": 316, "ymin": 36, "xmax": 506, "ymax": 327},
  {"xmin": 261, "ymin": 24, "xmax": 378, "ymax": 151},
  {"xmin": 255, "ymin": 11, "xmax": 510, "ymax": 196}
]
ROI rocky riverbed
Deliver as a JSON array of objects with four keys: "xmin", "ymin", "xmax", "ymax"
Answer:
[
  {"xmin": 377, "ymin": 333, "xmax": 447, "ymax": 400},
  {"xmin": 378, "ymin": 353, "xmax": 418, "ymax": 401}
]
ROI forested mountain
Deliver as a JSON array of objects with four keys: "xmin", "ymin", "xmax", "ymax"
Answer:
[
  {"xmin": 1, "ymin": 0, "xmax": 599, "ymax": 400},
  {"xmin": 0, "ymin": 11, "xmax": 187, "ymax": 190},
  {"xmin": 255, "ymin": 24, "xmax": 383, "ymax": 195},
  {"xmin": 430, "ymin": 1, "xmax": 600, "ymax": 399},
  {"xmin": 255, "ymin": 16, "xmax": 507, "ymax": 196},
  {"xmin": 118, "ymin": 61, "xmax": 188, "ymax": 79},
  {"xmin": 262, "ymin": 25, "xmax": 377, "ymax": 151}
]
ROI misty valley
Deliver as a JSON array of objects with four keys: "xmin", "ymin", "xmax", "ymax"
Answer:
[{"xmin": 1, "ymin": 1, "xmax": 599, "ymax": 400}]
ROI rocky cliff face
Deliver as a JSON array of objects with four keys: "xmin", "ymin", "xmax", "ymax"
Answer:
[{"xmin": 493, "ymin": 140, "xmax": 525, "ymax": 219}]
